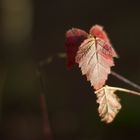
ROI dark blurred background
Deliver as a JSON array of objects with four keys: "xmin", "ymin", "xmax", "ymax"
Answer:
[{"xmin": 0, "ymin": 0, "xmax": 140, "ymax": 140}]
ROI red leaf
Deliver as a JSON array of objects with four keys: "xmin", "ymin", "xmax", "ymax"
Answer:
[
  {"xmin": 65, "ymin": 28, "xmax": 88, "ymax": 69},
  {"xmin": 65, "ymin": 25, "xmax": 118, "ymax": 89},
  {"xmin": 90, "ymin": 25, "xmax": 118, "ymax": 57},
  {"xmin": 76, "ymin": 32, "xmax": 117, "ymax": 90},
  {"xmin": 90, "ymin": 25, "xmax": 110, "ymax": 44}
]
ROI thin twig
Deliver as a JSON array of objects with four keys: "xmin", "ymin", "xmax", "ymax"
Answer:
[
  {"xmin": 43, "ymin": 52, "xmax": 140, "ymax": 92},
  {"xmin": 111, "ymin": 71, "xmax": 140, "ymax": 91},
  {"xmin": 95, "ymin": 85, "xmax": 140, "ymax": 96},
  {"xmin": 37, "ymin": 65, "xmax": 53, "ymax": 140},
  {"xmin": 107, "ymin": 85, "xmax": 140, "ymax": 96},
  {"xmin": 40, "ymin": 53, "xmax": 66, "ymax": 66}
]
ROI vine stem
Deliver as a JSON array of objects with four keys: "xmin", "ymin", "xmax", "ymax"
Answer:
[
  {"xmin": 111, "ymin": 71, "xmax": 140, "ymax": 91},
  {"xmin": 45, "ymin": 53, "xmax": 140, "ymax": 91},
  {"xmin": 43, "ymin": 52, "xmax": 140, "ymax": 96},
  {"xmin": 95, "ymin": 85, "xmax": 140, "ymax": 96},
  {"xmin": 106, "ymin": 85, "xmax": 140, "ymax": 96}
]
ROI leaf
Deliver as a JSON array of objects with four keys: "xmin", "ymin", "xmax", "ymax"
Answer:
[
  {"xmin": 90, "ymin": 25, "xmax": 118, "ymax": 57},
  {"xmin": 95, "ymin": 85, "xmax": 121, "ymax": 123},
  {"xmin": 65, "ymin": 28, "xmax": 88, "ymax": 69},
  {"xmin": 90, "ymin": 25, "xmax": 110, "ymax": 44},
  {"xmin": 75, "ymin": 36, "xmax": 117, "ymax": 90}
]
